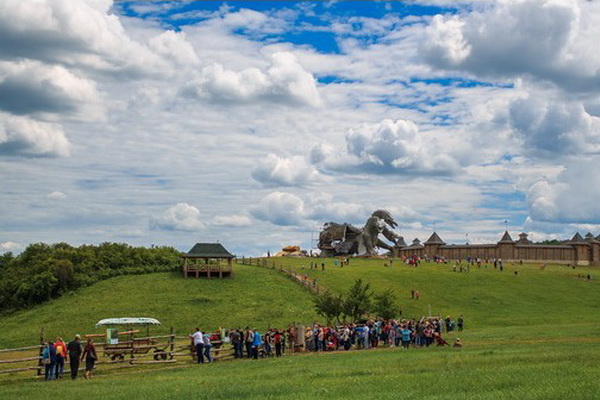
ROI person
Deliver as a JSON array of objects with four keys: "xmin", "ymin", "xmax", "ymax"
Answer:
[
  {"xmin": 400, "ymin": 326, "xmax": 412, "ymax": 349},
  {"xmin": 81, "ymin": 338, "xmax": 97, "ymax": 379},
  {"xmin": 457, "ymin": 315, "xmax": 464, "ymax": 332},
  {"xmin": 189, "ymin": 328, "xmax": 204, "ymax": 364},
  {"xmin": 252, "ymin": 330, "xmax": 262, "ymax": 359},
  {"xmin": 54, "ymin": 337, "xmax": 67, "ymax": 379},
  {"xmin": 245, "ymin": 327, "xmax": 254, "ymax": 359},
  {"xmin": 41, "ymin": 341, "xmax": 56, "ymax": 381},
  {"xmin": 230, "ymin": 329, "xmax": 242, "ymax": 358},
  {"xmin": 453, "ymin": 338, "xmax": 463, "ymax": 348},
  {"xmin": 274, "ymin": 330, "xmax": 283, "ymax": 357},
  {"xmin": 203, "ymin": 333, "xmax": 212, "ymax": 363},
  {"xmin": 67, "ymin": 334, "xmax": 83, "ymax": 379}
]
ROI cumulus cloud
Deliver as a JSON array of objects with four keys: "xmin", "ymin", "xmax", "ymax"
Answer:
[
  {"xmin": 0, "ymin": 114, "xmax": 71, "ymax": 157},
  {"xmin": 252, "ymin": 154, "xmax": 319, "ymax": 187},
  {"xmin": 0, "ymin": 0, "xmax": 164, "ymax": 75},
  {"xmin": 148, "ymin": 30, "xmax": 200, "ymax": 67},
  {"xmin": 0, "ymin": 61, "xmax": 103, "ymax": 119},
  {"xmin": 508, "ymin": 94, "xmax": 600, "ymax": 157},
  {"xmin": 251, "ymin": 191, "xmax": 421, "ymax": 228},
  {"xmin": 150, "ymin": 203, "xmax": 205, "ymax": 231},
  {"xmin": 527, "ymin": 159, "xmax": 600, "ymax": 224},
  {"xmin": 0, "ymin": 241, "xmax": 22, "ymax": 253},
  {"xmin": 183, "ymin": 52, "xmax": 321, "ymax": 106},
  {"xmin": 312, "ymin": 119, "xmax": 460, "ymax": 175},
  {"xmin": 47, "ymin": 191, "xmax": 67, "ymax": 200},
  {"xmin": 251, "ymin": 192, "xmax": 305, "ymax": 226},
  {"xmin": 421, "ymin": 0, "xmax": 600, "ymax": 91},
  {"xmin": 212, "ymin": 215, "xmax": 252, "ymax": 227}
]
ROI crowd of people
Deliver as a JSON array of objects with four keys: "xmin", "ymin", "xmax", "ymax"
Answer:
[
  {"xmin": 187, "ymin": 315, "xmax": 465, "ymax": 366},
  {"xmin": 41, "ymin": 335, "xmax": 97, "ymax": 380},
  {"xmin": 302, "ymin": 316, "xmax": 463, "ymax": 352}
]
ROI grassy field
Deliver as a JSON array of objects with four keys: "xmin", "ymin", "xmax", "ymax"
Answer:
[
  {"xmin": 0, "ymin": 341, "xmax": 598, "ymax": 400},
  {"xmin": 266, "ymin": 258, "xmax": 600, "ymax": 338},
  {"xmin": 0, "ymin": 263, "xmax": 319, "ymax": 349},
  {"xmin": 0, "ymin": 258, "xmax": 598, "ymax": 398}
]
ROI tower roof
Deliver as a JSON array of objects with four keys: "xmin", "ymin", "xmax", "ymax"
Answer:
[
  {"xmin": 516, "ymin": 232, "xmax": 532, "ymax": 245},
  {"xmin": 570, "ymin": 232, "xmax": 589, "ymax": 245},
  {"xmin": 424, "ymin": 232, "xmax": 446, "ymax": 245},
  {"xmin": 396, "ymin": 237, "xmax": 407, "ymax": 247},
  {"xmin": 498, "ymin": 231, "xmax": 515, "ymax": 244},
  {"xmin": 407, "ymin": 238, "xmax": 423, "ymax": 249}
]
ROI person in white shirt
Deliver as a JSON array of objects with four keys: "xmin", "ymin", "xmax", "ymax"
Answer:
[{"xmin": 190, "ymin": 328, "xmax": 205, "ymax": 364}]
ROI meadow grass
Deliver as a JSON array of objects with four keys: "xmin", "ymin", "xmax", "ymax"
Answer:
[
  {"xmin": 0, "ymin": 263, "xmax": 319, "ymax": 349},
  {"xmin": 0, "ymin": 258, "xmax": 598, "ymax": 398},
  {"xmin": 270, "ymin": 258, "xmax": 600, "ymax": 337},
  {"xmin": 0, "ymin": 340, "xmax": 598, "ymax": 400}
]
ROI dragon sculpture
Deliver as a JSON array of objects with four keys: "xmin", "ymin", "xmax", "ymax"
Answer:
[{"xmin": 318, "ymin": 210, "xmax": 404, "ymax": 257}]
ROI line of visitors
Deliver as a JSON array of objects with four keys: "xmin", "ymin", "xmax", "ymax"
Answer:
[{"xmin": 41, "ymin": 335, "xmax": 96, "ymax": 380}]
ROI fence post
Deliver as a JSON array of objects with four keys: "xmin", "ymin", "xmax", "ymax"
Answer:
[
  {"xmin": 169, "ymin": 327, "xmax": 175, "ymax": 360},
  {"xmin": 37, "ymin": 327, "xmax": 44, "ymax": 376}
]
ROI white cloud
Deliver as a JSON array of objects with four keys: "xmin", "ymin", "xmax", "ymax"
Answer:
[
  {"xmin": 47, "ymin": 191, "xmax": 67, "ymax": 200},
  {"xmin": 0, "ymin": 241, "xmax": 22, "ymax": 253},
  {"xmin": 312, "ymin": 119, "xmax": 461, "ymax": 175},
  {"xmin": 0, "ymin": 114, "xmax": 71, "ymax": 157},
  {"xmin": 421, "ymin": 0, "xmax": 600, "ymax": 91},
  {"xmin": 212, "ymin": 215, "xmax": 252, "ymax": 227},
  {"xmin": 509, "ymin": 93, "xmax": 600, "ymax": 157},
  {"xmin": 251, "ymin": 192, "xmax": 305, "ymax": 226},
  {"xmin": 250, "ymin": 191, "xmax": 421, "ymax": 228},
  {"xmin": 0, "ymin": 61, "xmax": 104, "ymax": 120},
  {"xmin": 0, "ymin": 0, "xmax": 164, "ymax": 75},
  {"xmin": 150, "ymin": 203, "xmax": 205, "ymax": 231},
  {"xmin": 527, "ymin": 159, "xmax": 600, "ymax": 224},
  {"xmin": 252, "ymin": 153, "xmax": 319, "ymax": 187},
  {"xmin": 148, "ymin": 30, "xmax": 200, "ymax": 67},
  {"xmin": 183, "ymin": 52, "xmax": 321, "ymax": 107}
]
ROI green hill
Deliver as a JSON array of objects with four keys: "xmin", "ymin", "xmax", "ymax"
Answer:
[
  {"xmin": 0, "ymin": 258, "xmax": 598, "ymax": 399},
  {"xmin": 270, "ymin": 258, "xmax": 600, "ymax": 339},
  {"xmin": 0, "ymin": 264, "xmax": 318, "ymax": 349}
]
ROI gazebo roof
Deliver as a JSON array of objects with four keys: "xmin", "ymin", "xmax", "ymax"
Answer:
[{"xmin": 184, "ymin": 243, "xmax": 235, "ymax": 258}]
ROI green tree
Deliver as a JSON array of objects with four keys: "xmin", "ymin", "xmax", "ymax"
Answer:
[
  {"xmin": 343, "ymin": 279, "xmax": 372, "ymax": 322},
  {"xmin": 313, "ymin": 290, "xmax": 345, "ymax": 325},
  {"xmin": 373, "ymin": 289, "xmax": 401, "ymax": 320}
]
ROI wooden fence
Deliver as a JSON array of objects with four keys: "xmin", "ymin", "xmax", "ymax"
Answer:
[
  {"xmin": 238, "ymin": 257, "xmax": 325, "ymax": 295},
  {"xmin": 0, "ymin": 329, "xmax": 234, "ymax": 379}
]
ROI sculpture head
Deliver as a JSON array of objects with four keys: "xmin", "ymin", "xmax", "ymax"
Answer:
[{"xmin": 371, "ymin": 210, "xmax": 397, "ymax": 229}]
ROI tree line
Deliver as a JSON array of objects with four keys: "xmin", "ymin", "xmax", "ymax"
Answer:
[
  {"xmin": 0, "ymin": 242, "xmax": 182, "ymax": 314},
  {"xmin": 313, "ymin": 279, "xmax": 401, "ymax": 324}
]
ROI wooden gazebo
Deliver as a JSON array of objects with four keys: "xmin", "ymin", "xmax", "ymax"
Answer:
[{"xmin": 182, "ymin": 243, "xmax": 234, "ymax": 278}]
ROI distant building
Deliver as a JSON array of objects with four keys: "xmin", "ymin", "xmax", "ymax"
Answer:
[{"xmin": 396, "ymin": 231, "xmax": 600, "ymax": 266}]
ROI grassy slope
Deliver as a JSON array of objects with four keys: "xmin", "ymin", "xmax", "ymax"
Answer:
[
  {"xmin": 1, "ymin": 342, "xmax": 598, "ymax": 400},
  {"xmin": 0, "ymin": 264, "xmax": 318, "ymax": 349},
  {"xmin": 273, "ymin": 258, "xmax": 600, "ymax": 338},
  {"xmin": 1, "ymin": 259, "xmax": 599, "ymax": 399}
]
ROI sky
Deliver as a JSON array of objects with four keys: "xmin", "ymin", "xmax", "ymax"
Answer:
[{"xmin": 1, "ymin": 0, "xmax": 600, "ymax": 256}]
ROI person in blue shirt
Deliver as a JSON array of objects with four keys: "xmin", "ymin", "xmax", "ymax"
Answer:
[
  {"xmin": 400, "ymin": 326, "xmax": 412, "ymax": 349},
  {"xmin": 41, "ymin": 341, "xmax": 57, "ymax": 381},
  {"xmin": 252, "ymin": 330, "xmax": 262, "ymax": 359}
]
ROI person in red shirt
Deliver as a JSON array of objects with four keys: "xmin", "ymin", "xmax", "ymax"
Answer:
[
  {"xmin": 273, "ymin": 330, "xmax": 283, "ymax": 357},
  {"xmin": 54, "ymin": 337, "xmax": 67, "ymax": 379}
]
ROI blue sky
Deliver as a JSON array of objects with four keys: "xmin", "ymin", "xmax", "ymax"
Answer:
[{"xmin": 1, "ymin": 0, "xmax": 600, "ymax": 256}]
